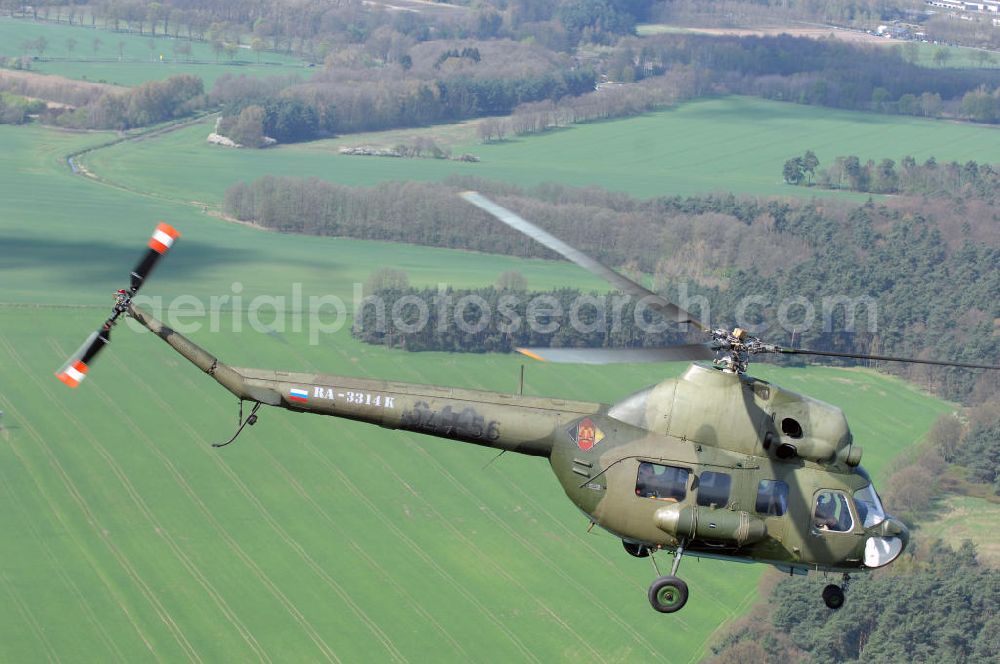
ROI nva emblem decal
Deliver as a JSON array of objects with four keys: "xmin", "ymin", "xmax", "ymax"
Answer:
[{"xmin": 568, "ymin": 417, "xmax": 605, "ymax": 451}]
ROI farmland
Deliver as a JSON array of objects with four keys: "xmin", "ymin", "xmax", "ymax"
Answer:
[
  {"xmin": 80, "ymin": 96, "xmax": 1000, "ymax": 205},
  {"xmin": 0, "ymin": 17, "xmax": 304, "ymax": 87},
  {"xmin": 0, "ymin": 105, "xmax": 957, "ymax": 661}
]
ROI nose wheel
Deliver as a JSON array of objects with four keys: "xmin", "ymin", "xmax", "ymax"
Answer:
[
  {"xmin": 646, "ymin": 539, "xmax": 689, "ymax": 613},
  {"xmin": 622, "ymin": 540, "xmax": 651, "ymax": 558},
  {"xmin": 822, "ymin": 573, "xmax": 850, "ymax": 610}
]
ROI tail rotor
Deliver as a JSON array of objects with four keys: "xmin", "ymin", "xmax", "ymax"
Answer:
[{"xmin": 55, "ymin": 222, "xmax": 180, "ymax": 388}]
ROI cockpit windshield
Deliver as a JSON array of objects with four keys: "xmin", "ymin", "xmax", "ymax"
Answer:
[{"xmin": 853, "ymin": 484, "xmax": 886, "ymax": 528}]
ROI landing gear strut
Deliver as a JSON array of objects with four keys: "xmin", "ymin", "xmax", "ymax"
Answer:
[
  {"xmin": 647, "ymin": 539, "xmax": 689, "ymax": 613},
  {"xmin": 822, "ymin": 573, "xmax": 849, "ymax": 610}
]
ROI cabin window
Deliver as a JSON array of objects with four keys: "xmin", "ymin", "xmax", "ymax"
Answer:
[
  {"xmin": 636, "ymin": 462, "xmax": 689, "ymax": 502},
  {"xmin": 813, "ymin": 490, "xmax": 854, "ymax": 533},
  {"xmin": 755, "ymin": 480, "xmax": 789, "ymax": 516},
  {"xmin": 696, "ymin": 471, "xmax": 732, "ymax": 508}
]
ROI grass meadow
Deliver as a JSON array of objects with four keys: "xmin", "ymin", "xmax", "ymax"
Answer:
[
  {"xmin": 0, "ymin": 17, "xmax": 304, "ymax": 87},
  {"xmin": 81, "ymin": 96, "xmax": 1000, "ymax": 205},
  {"xmin": 0, "ymin": 99, "xmax": 959, "ymax": 661},
  {"xmin": 919, "ymin": 495, "xmax": 1000, "ymax": 567}
]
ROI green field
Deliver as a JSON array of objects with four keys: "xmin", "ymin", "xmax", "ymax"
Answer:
[
  {"xmin": 905, "ymin": 42, "xmax": 1000, "ymax": 69},
  {"xmin": 919, "ymin": 495, "xmax": 1000, "ymax": 566},
  {"xmin": 80, "ymin": 96, "xmax": 1000, "ymax": 205},
  {"xmin": 0, "ymin": 17, "xmax": 305, "ymax": 87},
  {"xmin": 0, "ymin": 105, "xmax": 958, "ymax": 661}
]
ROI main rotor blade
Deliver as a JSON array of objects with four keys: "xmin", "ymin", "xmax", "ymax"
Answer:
[
  {"xmin": 55, "ymin": 328, "xmax": 111, "ymax": 388},
  {"xmin": 516, "ymin": 343, "xmax": 717, "ymax": 365},
  {"xmin": 461, "ymin": 192, "xmax": 706, "ymax": 331},
  {"xmin": 777, "ymin": 346, "xmax": 1000, "ymax": 370},
  {"xmin": 131, "ymin": 222, "xmax": 181, "ymax": 293}
]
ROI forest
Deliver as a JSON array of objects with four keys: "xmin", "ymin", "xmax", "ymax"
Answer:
[
  {"xmin": 352, "ymin": 283, "xmax": 691, "ymax": 352},
  {"xmin": 206, "ymin": 34, "xmax": 1000, "ymax": 143},
  {"xmin": 945, "ymin": 407, "xmax": 1000, "ymax": 493},
  {"xmin": 705, "ymin": 540, "xmax": 1000, "ymax": 663},
  {"xmin": 610, "ymin": 33, "xmax": 1000, "ymax": 118},
  {"xmin": 0, "ymin": 71, "xmax": 205, "ymax": 128},
  {"xmin": 0, "ymin": 89, "xmax": 44, "ymax": 123}
]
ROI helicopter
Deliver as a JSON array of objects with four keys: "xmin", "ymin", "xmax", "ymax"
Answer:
[{"xmin": 56, "ymin": 196, "xmax": 1000, "ymax": 614}]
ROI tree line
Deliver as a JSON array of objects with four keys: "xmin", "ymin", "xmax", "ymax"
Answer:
[
  {"xmin": 213, "ymin": 63, "xmax": 680, "ymax": 147},
  {"xmin": 784, "ymin": 151, "xmax": 1000, "ymax": 199},
  {"xmin": 935, "ymin": 406, "xmax": 1000, "ymax": 495},
  {"xmin": 0, "ymin": 70, "xmax": 206, "ymax": 129},
  {"xmin": 208, "ymin": 32, "xmax": 1000, "ymax": 146},
  {"xmin": 0, "ymin": 70, "xmax": 114, "ymax": 107},
  {"xmin": 223, "ymin": 175, "xmax": 1000, "ymax": 403},
  {"xmin": 212, "ymin": 45, "xmax": 596, "ymax": 141},
  {"xmin": 46, "ymin": 73, "xmax": 205, "ymax": 129},
  {"xmin": 222, "ymin": 176, "xmax": 803, "ymax": 274},
  {"xmin": 608, "ymin": 33, "xmax": 1000, "ymax": 123},
  {"xmin": 352, "ymin": 284, "xmax": 690, "ymax": 352},
  {"xmin": 478, "ymin": 66, "xmax": 701, "ymax": 142},
  {"xmin": 0, "ymin": 91, "xmax": 44, "ymax": 124}
]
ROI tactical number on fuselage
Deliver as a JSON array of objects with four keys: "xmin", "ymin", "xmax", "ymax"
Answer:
[{"xmin": 401, "ymin": 401, "xmax": 500, "ymax": 442}]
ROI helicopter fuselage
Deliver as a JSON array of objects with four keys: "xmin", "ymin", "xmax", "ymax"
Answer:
[
  {"xmin": 131, "ymin": 306, "xmax": 907, "ymax": 576},
  {"xmin": 554, "ymin": 362, "xmax": 900, "ymax": 573}
]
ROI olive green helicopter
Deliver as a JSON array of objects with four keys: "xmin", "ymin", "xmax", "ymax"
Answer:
[{"xmin": 56, "ymin": 194, "xmax": 1000, "ymax": 614}]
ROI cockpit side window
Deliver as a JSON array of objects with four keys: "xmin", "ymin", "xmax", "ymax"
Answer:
[
  {"xmin": 636, "ymin": 462, "xmax": 689, "ymax": 502},
  {"xmin": 755, "ymin": 480, "xmax": 789, "ymax": 516},
  {"xmin": 853, "ymin": 484, "xmax": 886, "ymax": 528},
  {"xmin": 813, "ymin": 490, "xmax": 854, "ymax": 533}
]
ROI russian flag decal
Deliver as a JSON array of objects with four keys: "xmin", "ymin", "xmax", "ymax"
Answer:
[{"xmin": 288, "ymin": 388, "xmax": 309, "ymax": 403}]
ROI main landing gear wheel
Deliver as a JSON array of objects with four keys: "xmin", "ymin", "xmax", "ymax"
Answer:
[
  {"xmin": 623, "ymin": 541, "xmax": 650, "ymax": 558},
  {"xmin": 822, "ymin": 584, "xmax": 845, "ymax": 609},
  {"xmin": 645, "ymin": 538, "xmax": 689, "ymax": 613},
  {"xmin": 648, "ymin": 576, "xmax": 689, "ymax": 613}
]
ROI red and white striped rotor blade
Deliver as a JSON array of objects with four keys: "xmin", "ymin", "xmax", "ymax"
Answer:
[
  {"xmin": 55, "ymin": 328, "xmax": 110, "ymax": 388},
  {"xmin": 130, "ymin": 222, "xmax": 180, "ymax": 293}
]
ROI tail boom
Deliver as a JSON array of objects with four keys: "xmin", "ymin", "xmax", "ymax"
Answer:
[
  {"xmin": 128, "ymin": 305, "xmax": 258, "ymax": 402},
  {"xmin": 129, "ymin": 306, "xmax": 600, "ymax": 457}
]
